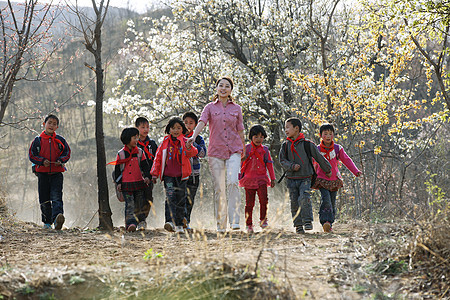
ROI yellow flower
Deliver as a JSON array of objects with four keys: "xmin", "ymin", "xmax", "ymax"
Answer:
[{"xmin": 374, "ymin": 146, "xmax": 382, "ymax": 155}]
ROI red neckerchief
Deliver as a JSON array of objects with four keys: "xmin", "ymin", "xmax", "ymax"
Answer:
[
  {"xmin": 168, "ymin": 135, "xmax": 182, "ymax": 163},
  {"xmin": 240, "ymin": 142, "xmax": 265, "ymax": 173},
  {"xmin": 287, "ymin": 133, "xmax": 305, "ymax": 163},
  {"xmin": 185, "ymin": 131, "xmax": 193, "ymax": 138},
  {"xmin": 40, "ymin": 131, "xmax": 65, "ymax": 154},
  {"xmin": 107, "ymin": 146, "xmax": 139, "ymax": 165},
  {"xmin": 320, "ymin": 140, "xmax": 335, "ymax": 160},
  {"xmin": 138, "ymin": 138, "xmax": 154, "ymax": 161}
]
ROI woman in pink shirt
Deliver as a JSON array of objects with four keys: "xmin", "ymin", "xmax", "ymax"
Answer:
[
  {"xmin": 313, "ymin": 124, "xmax": 362, "ymax": 233},
  {"xmin": 239, "ymin": 125, "xmax": 276, "ymax": 233},
  {"xmin": 187, "ymin": 77, "xmax": 245, "ymax": 233}
]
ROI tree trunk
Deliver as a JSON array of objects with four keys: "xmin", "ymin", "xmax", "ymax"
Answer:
[{"xmin": 93, "ymin": 13, "xmax": 113, "ymax": 231}]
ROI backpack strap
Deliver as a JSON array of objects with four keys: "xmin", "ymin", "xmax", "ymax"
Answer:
[
  {"xmin": 334, "ymin": 144, "xmax": 340, "ymax": 160},
  {"xmin": 303, "ymin": 140, "xmax": 317, "ymax": 180}
]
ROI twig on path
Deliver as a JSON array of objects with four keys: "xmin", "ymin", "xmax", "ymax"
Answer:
[{"xmin": 84, "ymin": 210, "xmax": 98, "ymax": 229}]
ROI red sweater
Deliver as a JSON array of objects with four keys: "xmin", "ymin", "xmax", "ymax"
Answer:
[
  {"xmin": 239, "ymin": 143, "xmax": 275, "ymax": 189},
  {"xmin": 150, "ymin": 135, "xmax": 198, "ymax": 180}
]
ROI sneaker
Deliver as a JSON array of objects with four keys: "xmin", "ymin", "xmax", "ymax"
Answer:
[
  {"xmin": 217, "ymin": 228, "xmax": 226, "ymax": 233},
  {"xmin": 175, "ymin": 226, "xmax": 184, "ymax": 234},
  {"xmin": 54, "ymin": 214, "xmax": 65, "ymax": 230},
  {"xmin": 127, "ymin": 224, "xmax": 137, "ymax": 232},
  {"xmin": 246, "ymin": 225, "xmax": 254, "ymax": 233},
  {"xmin": 43, "ymin": 223, "xmax": 52, "ymax": 229},
  {"xmin": 323, "ymin": 222, "xmax": 332, "ymax": 233},
  {"xmin": 304, "ymin": 222, "xmax": 313, "ymax": 231},
  {"xmin": 164, "ymin": 222, "xmax": 175, "ymax": 232},
  {"xmin": 296, "ymin": 226, "xmax": 305, "ymax": 234},
  {"xmin": 260, "ymin": 219, "xmax": 269, "ymax": 229},
  {"xmin": 231, "ymin": 224, "xmax": 240, "ymax": 230},
  {"xmin": 137, "ymin": 221, "xmax": 147, "ymax": 231}
]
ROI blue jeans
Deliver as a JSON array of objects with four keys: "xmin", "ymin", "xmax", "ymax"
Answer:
[
  {"xmin": 37, "ymin": 172, "xmax": 64, "ymax": 224},
  {"xmin": 319, "ymin": 188, "xmax": 337, "ymax": 225},
  {"xmin": 163, "ymin": 176, "xmax": 187, "ymax": 227},
  {"xmin": 122, "ymin": 190, "xmax": 145, "ymax": 227},
  {"xmin": 185, "ymin": 175, "xmax": 200, "ymax": 224},
  {"xmin": 287, "ymin": 178, "xmax": 313, "ymax": 227}
]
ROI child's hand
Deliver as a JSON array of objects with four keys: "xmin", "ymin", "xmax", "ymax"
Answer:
[
  {"xmin": 186, "ymin": 138, "xmax": 193, "ymax": 148},
  {"xmin": 325, "ymin": 172, "xmax": 332, "ymax": 177},
  {"xmin": 270, "ymin": 180, "xmax": 276, "ymax": 188},
  {"xmin": 355, "ymin": 171, "xmax": 362, "ymax": 177},
  {"xmin": 43, "ymin": 159, "xmax": 50, "ymax": 167},
  {"xmin": 117, "ymin": 184, "xmax": 122, "ymax": 192},
  {"xmin": 55, "ymin": 160, "xmax": 62, "ymax": 166},
  {"xmin": 293, "ymin": 164, "xmax": 301, "ymax": 171},
  {"xmin": 144, "ymin": 177, "xmax": 150, "ymax": 185},
  {"xmin": 152, "ymin": 177, "xmax": 157, "ymax": 184}
]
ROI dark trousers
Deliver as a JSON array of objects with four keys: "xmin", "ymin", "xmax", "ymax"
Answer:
[
  {"xmin": 287, "ymin": 178, "xmax": 313, "ymax": 227},
  {"xmin": 37, "ymin": 172, "xmax": 64, "ymax": 224},
  {"xmin": 123, "ymin": 189, "xmax": 145, "ymax": 227},
  {"xmin": 319, "ymin": 188, "xmax": 337, "ymax": 225},
  {"xmin": 163, "ymin": 176, "xmax": 187, "ymax": 227},
  {"xmin": 244, "ymin": 185, "xmax": 268, "ymax": 226},
  {"xmin": 136, "ymin": 182, "xmax": 153, "ymax": 222},
  {"xmin": 185, "ymin": 175, "xmax": 200, "ymax": 224}
]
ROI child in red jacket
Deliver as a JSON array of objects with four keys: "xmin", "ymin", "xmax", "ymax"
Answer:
[
  {"xmin": 151, "ymin": 117, "xmax": 198, "ymax": 234},
  {"xmin": 239, "ymin": 125, "xmax": 275, "ymax": 233},
  {"xmin": 29, "ymin": 115, "xmax": 71, "ymax": 230},
  {"xmin": 111, "ymin": 127, "xmax": 151, "ymax": 232}
]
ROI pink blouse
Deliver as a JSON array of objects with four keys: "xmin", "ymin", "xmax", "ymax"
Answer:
[{"xmin": 199, "ymin": 99, "xmax": 244, "ymax": 159}]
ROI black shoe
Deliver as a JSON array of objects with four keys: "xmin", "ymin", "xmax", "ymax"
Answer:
[
  {"xmin": 304, "ymin": 222, "xmax": 313, "ymax": 231},
  {"xmin": 296, "ymin": 226, "xmax": 305, "ymax": 234}
]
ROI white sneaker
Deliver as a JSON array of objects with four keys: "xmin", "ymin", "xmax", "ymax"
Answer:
[
  {"xmin": 164, "ymin": 222, "xmax": 175, "ymax": 232},
  {"xmin": 137, "ymin": 221, "xmax": 147, "ymax": 231},
  {"xmin": 217, "ymin": 227, "xmax": 226, "ymax": 233},
  {"xmin": 175, "ymin": 226, "xmax": 184, "ymax": 234},
  {"xmin": 231, "ymin": 224, "xmax": 240, "ymax": 230}
]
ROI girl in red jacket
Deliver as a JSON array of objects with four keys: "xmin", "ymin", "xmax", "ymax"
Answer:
[
  {"xmin": 151, "ymin": 117, "xmax": 198, "ymax": 234},
  {"xmin": 239, "ymin": 125, "xmax": 276, "ymax": 233}
]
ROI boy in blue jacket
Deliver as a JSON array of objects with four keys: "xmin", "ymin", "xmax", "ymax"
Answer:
[{"xmin": 29, "ymin": 115, "xmax": 71, "ymax": 230}]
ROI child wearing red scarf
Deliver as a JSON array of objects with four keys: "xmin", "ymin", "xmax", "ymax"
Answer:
[
  {"xmin": 135, "ymin": 117, "xmax": 158, "ymax": 231},
  {"xmin": 29, "ymin": 115, "xmax": 71, "ymax": 230},
  {"xmin": 150, "ymin": 117, "xmax": 198, "ymax": 234},
  {"xmin": 239, "ymin": 125, "xmax": 275, "ymax": 233},
  {"xmin": 182, "ymin": 112, "xmax": 207, "ymax": 232},
  {"xmin": 110, "ymin": 127, "xmax": 151, "ymax": 232},
  {"xmin": 279, "ymin": 118, "xmax": 332, "ymax": 234},
  {"xmin": 313, "ymin": 124, "xmax": 362, "ymax": 233}
]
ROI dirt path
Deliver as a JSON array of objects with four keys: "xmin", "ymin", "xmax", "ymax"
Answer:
[{"xmin": 0, "ymin": 220, "xmax": 373, "ymax": 299}]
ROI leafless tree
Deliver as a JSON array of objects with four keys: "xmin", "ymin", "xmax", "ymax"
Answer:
[{"xmin": 0, "ymin": 0, "xmax": 61, "ymax": 125}]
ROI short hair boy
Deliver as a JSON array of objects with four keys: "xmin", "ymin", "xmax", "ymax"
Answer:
[
  {"xmin": 29, "ymin": 114, "xmax": 71, "ymax": 230},
  {"xmin": 279, "ymin": 118, "xmax": 331, "ymax": 234},
  {"xmin": 134, "ymin": 117, "xmax": 158, "ymax": 231}
]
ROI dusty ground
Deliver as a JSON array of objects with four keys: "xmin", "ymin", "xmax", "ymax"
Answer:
[{"xmin": 0, "ymin": 219, "xmax": 418, "ymax": 299}]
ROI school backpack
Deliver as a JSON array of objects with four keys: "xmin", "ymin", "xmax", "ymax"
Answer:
[{"xmin": 111, "ymin": 148, "xmax": 144, "ymax": 202}]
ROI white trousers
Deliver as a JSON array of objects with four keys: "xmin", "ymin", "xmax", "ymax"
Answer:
[{"xmin": 208, "ymin": 153, "xmax": 241, "ymax": 230}]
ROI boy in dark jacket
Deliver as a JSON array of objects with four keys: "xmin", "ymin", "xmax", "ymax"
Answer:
[
  {"xmin": 279, "ymin": 118, "xmax": 331, "ymax": 234},
  {"xmin": 135, "ymin": 117, "xmax": 158, "ymax": 231},
  {"xmin": 29, "ymin": 115, "xmax": 71, "ymax": 230}
]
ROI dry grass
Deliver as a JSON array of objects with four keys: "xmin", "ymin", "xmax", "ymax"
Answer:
[{"xmin": 403, "ymin": 205, "xmax": 450, "ymax": 298}]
